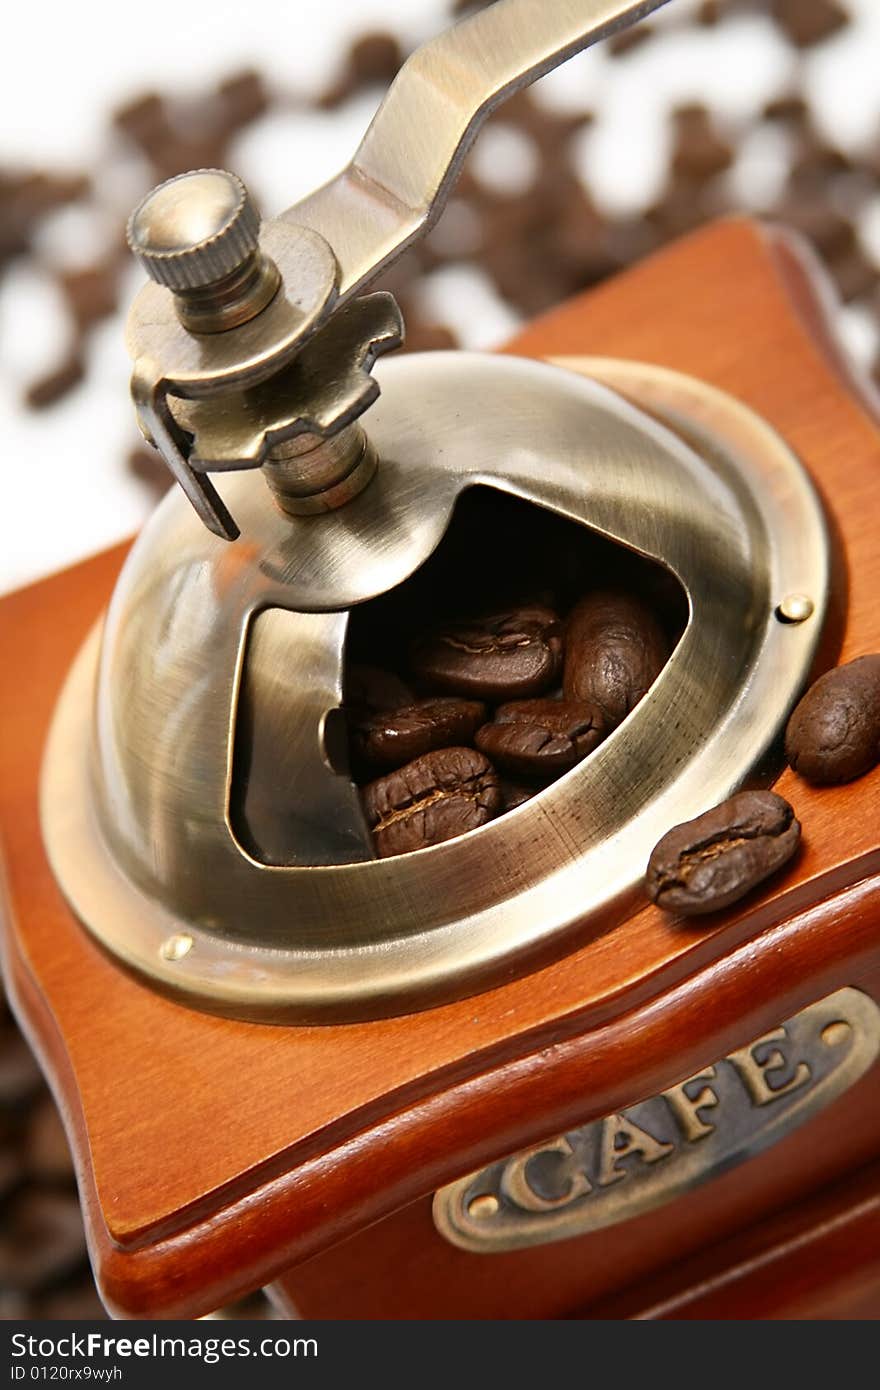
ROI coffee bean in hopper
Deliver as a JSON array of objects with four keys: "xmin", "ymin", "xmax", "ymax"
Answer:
[
  {"xmin": 410, "ymin": 604, "xmax": 564, "ymax": 701},
  {"xmin": 645, "ymin": 790, "xmax": 801, "ymax": 916},
  {"xmin": 352, "ymin": 697, "xmax": 486, "ymax": 772},
  {"xmin": 564, "ymin": 591, "xmax": 669, "ymax": 728},
  {"xmin": 345, "ymin": 664, "xmax": 413, "ymax": 714},
  {"xmin": 364, "ymin": 747, "xmax": 501, "ymax": 857},
  {"xmin": 785, "ymin": 654, "xmax": 880, "ymax": 785},
  {"xmin": 475, "ymin": 698, "xmax": 606, "ymax": 777}
]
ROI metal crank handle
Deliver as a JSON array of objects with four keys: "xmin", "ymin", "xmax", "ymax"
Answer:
[
  {"xmin": 285, "ymin": 0, "xmax": 672, "ymax": 300},
  {"xmin": 125, "ymin": 0, "xmax": 670, "ymax": 541}
]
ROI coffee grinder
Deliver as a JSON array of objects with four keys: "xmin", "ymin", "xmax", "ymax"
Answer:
[{"xmin": 3, "ymin": 0, "xmax": 880, "ymax": 1318}]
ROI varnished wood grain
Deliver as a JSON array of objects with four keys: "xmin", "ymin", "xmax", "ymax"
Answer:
[
  {"xmin": 581, "ymin": 1156, "xmax": 880, "ymax": 1320},
  {"xmin": 2, "ymin": 219, "xmax": 880, "ymax": 1317},
  {"xmin": 274, "ymin": 961, "xmax": 880, "ymax": 1320}
]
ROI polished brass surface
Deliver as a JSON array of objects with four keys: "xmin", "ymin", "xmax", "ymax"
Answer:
[
  {"xmin": 179, "ymin": 294, "xmax": 403, "ymax": 472},
  {"xmin": 128, "ymin": 170, "xmax": 261, "ymax": 290},
  {"xmin": 263, "ymin": 427, "xmax": 378, "ymax": 516},
  {"xmin": 433, "ymin": 988, "xmax": 880, "ymax": 1251},
  {"xmin": 776, "ymin": 593, "xmax": 816, "ymax": 624},
  {"xmin": 128, "ymin": 170, "xmax": 282, "ymax": 333},
  {"xmin": 40, "ymin": 353, "xmax": 828, "ymax": 1022},
  {"xmin": 125, "ymin": 0, "xmax": 672, "ymax": 536}
]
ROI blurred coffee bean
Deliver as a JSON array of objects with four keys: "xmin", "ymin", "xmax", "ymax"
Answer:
[
  {"xmin": 26, "ymin": 1096, "xmax": 75, "ymax": 1183},
  {"xmin": 0, "ymin": 1190, "xmax": 88, "ymax": 1292},
  {"xmin": 411, "ymin": 604, "xmax": 563, "ymax": 701},
  {"xmin": 346, "ymin": 664, "xmax": 413, "ymax": 714},
  {"xmin": 319, "ymin": 32, "xmax": 404, "ymax": 108},
  {"xmin": 785, "ymin": 655, "xmax": 880, "ymax": 785},
  {"xmin": 0, "ymin": 1290, "xmax": 31, "ymax": 1319},
  {"xmin": 352, "ymin": 698, "xmax": 486, "ymax": 773},
  {"xmin": 829, "ymin": 248, "xmax": 877, "ymax": 303},
  {"xmin": 401, "ymin": 317, "xmax": 459, "ymax": 353},
  {"xmin": 475, "ymin": 698, "xmax": 605, "ymax": 776},
  {"xmin": 646, "ymin": 790, "xmax": 801, "ymax": 915},
  {"xmin": 112, "ymin": 91, "xmax": 173, "ymax": 157},
  {"xmin": 0, "ymin": 1024, "xmax": 43, "ymax": 1107},
  {"xmin": 0, "ymin": 170, "xmax": 89, "ymax": 265},
  {"xmin": 216, "ymin": 68, "xmax": 270, "ymax": 132},
  {"xmin": 770, "ymin": 0, "xmax": 850, "ymax": 49},
  {"xmin": 37, "ymin": 1275, "xmax": 108, "ymax": 1320},
  {"xmin": 59, "ymin": 264, "xmax": 118, "ymax": 332},
  {"xmin": 773, "ymin": 195, "xmax": 857, "ymax": 260},
  {"xmin": 763, "ymin": 91, "xmax": 810, "ymax": 125},
  {"xmin": 0, "ymin": 1145, "xmax": 25, "ymax": 1201},
  {"xmin": 564, "ymin": 591, "xmax": 668, "ymax": 729},
  {"xmin": 671, "ymin": 104, "xmax": 735, "ymax": 182},
  {"xmin": 364, "ymin": 746, "xmax": 501, "ymax": 857},
  {"xmin": 127, "ymin": 444, "xmax": 168, "ymax": 502},
  {"xmin": 608, "ymin": 24, "xmax": 654, "ymax": 56},
  {"xmin": 24, "ymin": 352, "xmax": 86, "ymax": 410}
]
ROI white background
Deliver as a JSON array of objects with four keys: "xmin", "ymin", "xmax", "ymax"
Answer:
[{"xmin": 2, "ymin": 0, "xmax": 879, "ymax": 592}]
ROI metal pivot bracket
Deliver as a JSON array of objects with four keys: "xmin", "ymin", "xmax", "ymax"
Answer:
[{"xmin": 125, "ymin": 0, "xmax": 673, "ymax": 538}]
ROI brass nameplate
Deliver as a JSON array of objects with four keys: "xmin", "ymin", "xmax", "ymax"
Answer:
[{"xmin": 433, "ymin": 987, "xmax": 880, "ymax": 1252}]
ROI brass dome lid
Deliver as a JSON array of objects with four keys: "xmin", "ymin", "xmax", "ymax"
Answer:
[{"xmin": 41, "ymin": 352, "xmax": 828, "ymax": 1021}]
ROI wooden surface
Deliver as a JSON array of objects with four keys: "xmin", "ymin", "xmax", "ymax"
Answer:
[
  {"xmin": 583, "ymin": 1156, "xmax": 880, "ymax": 1320},
  {"xmin": 2, "ymin": 218, "xmax": 880, "ymax": 1318}
]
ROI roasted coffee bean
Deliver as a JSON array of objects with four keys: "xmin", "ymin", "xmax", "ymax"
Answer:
[
  {"xmin": 564, "ymin": 591, "xmax": 668, "ymax": 728},
  {"xmin": 475, "ymin": 699, "xmax": 605, "ymax": 777},
  {"xmin": 363, "ymin": 747, "xmax": 501, "ymax": 858},
  {"xmin": 645, "ymin": 790, "xmax": 801, "ymax": 916},
  {"xmin": 410, "ymin": 604, "xmax": 563, "ymax": 701},
  {"xmin": 499, "ymin": 777, "xmax": 543, "ymax": 812},
  {"xmin": 785, "ymin": 655, "xmax": 880, "ymax": 785},
  {"xmin": 352, "ymin": 698, "xmax": 486, "ymax": 772},
  {"xmin": 346, "ymin": 664, "xmax": 413, "ymax": 714},
  {"xmin": 771, "ymin": 0, "xmax": 849, "ymax": 49}
]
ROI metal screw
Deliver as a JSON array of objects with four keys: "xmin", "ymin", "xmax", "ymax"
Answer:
[
  {"xmin": 467, "ymin": 1194, "xmax": 500, "ymax": 1220},
  {"xmin": 821, "ymin": 1021, "xmax": 852, "ymax": 1048},
  {"xmin": 160, "ymin": 932, "xmax": 194, "ymax": 962},
  {"xmin": 775, "ymin": 594, "xmax": 814, "ymax": 624},
  {"xmin": 127, "ymin": 169, "xmax": 281, "ymax": 333}
]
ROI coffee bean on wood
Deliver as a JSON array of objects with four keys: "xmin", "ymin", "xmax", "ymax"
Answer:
[
  {"xmin": 410, "ymin": 604, "xmax": 563, "ymax": 701},
  {"xmin": 645, "ymin": 790, "xmax": 801, "ymax": 916},
  {"xmin": 564, "ymin": 591, "xmax": 668, "ymax": 728},
  {"xmin": 352, "ymin": 697, "xmax": 486, "ymax": 772},
  {"xmin": 475, "ymin": 698, "xmax": 605, "ymax": 776},
  {"xmin": 363, "ymin": 746, "xmax": 501, "ymax": 857},
  {"xmin": 785, "ymin": 654, "xmax": 880, "ymax": 784}
]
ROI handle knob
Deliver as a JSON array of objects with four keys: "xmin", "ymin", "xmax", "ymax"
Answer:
[{"xmin": 127, "ymin": 168, "xmax": 260, "ymax": 291}]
